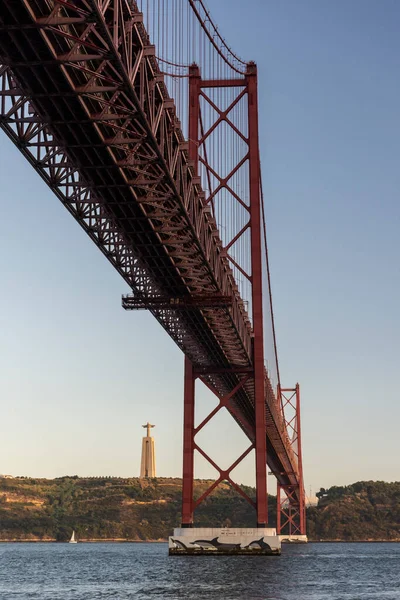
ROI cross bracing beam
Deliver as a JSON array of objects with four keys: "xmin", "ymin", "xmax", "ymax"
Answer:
[{"xmin": 0, "ymin": 0, "xmax": 302, "ymax": 505}]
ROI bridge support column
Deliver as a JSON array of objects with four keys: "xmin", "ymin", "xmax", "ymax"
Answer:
[
  {"xmin": 180, "ymin": 63, "xmax": 200, "ymax": 529},
  {"xmin": 276, "ymin": 385, "xmax": 307, "ymax": 537},
  {"xmin": 188, "ymin": 63, "xmax": 200, "ymax": 171},
  {"xmin": 179, "ymin": 62, "xmax": 270, "ymax": 530},
  {"xmin": 181, "ymin": 357, "xmax": 196, "ymax": 527},
  {"xmin": 247, "ymin": 62, "xmax": 268, "ymax": 528},
  {"xmin": 276, "ymin": 483, "xmax": 307, "ymax": 539}
]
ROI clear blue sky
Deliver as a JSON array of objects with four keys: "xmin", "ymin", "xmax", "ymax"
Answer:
[{"xmin": 0, "ymin": 0, "xmax": 399, "ymax": 498}]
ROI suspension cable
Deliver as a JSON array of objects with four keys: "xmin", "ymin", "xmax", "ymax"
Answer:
[
  {"xmin": 187, "ymin": 0, "xmax": 247, "ymax": 74},
  {"xmin": 260, "ymin": 167, "xmax": 282, "ymax": 390}
]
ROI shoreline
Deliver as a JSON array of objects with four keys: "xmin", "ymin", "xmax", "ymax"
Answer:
[
  {"xmin": 0, "ymin": 539, "xmax": 168, "ymax": 543},
  {"xmin": 308, "ymin": 539, "xmax": 400, "ymax": 543},
  {"xmin": 1, "ymin": 539, "xmax": 400, "ymax": 544}
]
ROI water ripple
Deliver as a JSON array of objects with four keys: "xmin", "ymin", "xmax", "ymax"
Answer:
[{"xmin": 1, "ymin": 542, "xmax": 400, "ymax": 599}]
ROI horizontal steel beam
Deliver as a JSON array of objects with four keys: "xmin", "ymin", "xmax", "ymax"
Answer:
[{"xmin": 122, "ymin": 293, "xmax": 233, "ymax": 310}]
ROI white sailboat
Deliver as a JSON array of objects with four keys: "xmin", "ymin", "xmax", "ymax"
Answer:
[{"xmin": 69, "ymin": 530, "xmax": 77, "ymax": 544}]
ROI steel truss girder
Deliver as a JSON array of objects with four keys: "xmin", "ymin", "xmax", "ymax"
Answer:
[
  {"xmin": 0, "ymin": 66, "xmax": 154, "ymax": 292},
  {"xmin": 0, "ymin": 0, "xmax": 252, "ymax": 374}
]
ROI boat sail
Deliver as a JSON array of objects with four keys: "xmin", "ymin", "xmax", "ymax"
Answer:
[{"xmin": 69, "ymin": 530, "xmax": 77, "ymax": 544}]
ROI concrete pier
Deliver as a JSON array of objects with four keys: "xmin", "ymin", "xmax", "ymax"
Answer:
[
  {"xmin": 279, "ymin": 534, "xmax": 308, "ymax": 544},
  {"xmin": 169, "ymin": 527, "xmax": 281, "ymax": 555}
]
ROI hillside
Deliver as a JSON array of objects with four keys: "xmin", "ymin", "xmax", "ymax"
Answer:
[
  {"xmin": 2, "ymin": 478, "xmax": 400, "ymax": 541},
  {"xmin": 307, "ymin": 481, "xmax": 400, "ymax": 541},
  {"xmin": 0, "ymin": 476, "xmax": 276, "ymax": 541}
]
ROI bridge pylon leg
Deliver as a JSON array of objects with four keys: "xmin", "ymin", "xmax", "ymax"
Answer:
[
  {"xmin": 247, "ymin": 63, "xmax": 268, "ymax": 527},
  {"xmin": 276, "ymin": 483, "xmax": 306, "ymax": 536},
  {"xmin": 180, "ymin": 64, "xmax": 200, "ymax": 529},
  {"xmin": 277, "ymin": 384, "xmax": 307, "ymax": 537},
  {"xmin": 179, "ymin": 62, "xmax": 270, "ymax": 529},
  {"xmin": 181, "ymin": 357, "xmax": 196, "ymax": 527},
  {"xmin": 171, "ymin": 61, "xmax": 282, "ymax": 553}
]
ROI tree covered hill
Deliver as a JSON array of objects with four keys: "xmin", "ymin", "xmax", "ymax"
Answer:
[
  {"xmin": 307, "ymin": 481, "xmax": 400, "ymax": 541},
  {"xmin": 0, "ymin": 476, "xmax": 270, "ymax": 541},
  {"xmin": 1, "ymin": 477, "xmax": 400, "ymax": 541}
]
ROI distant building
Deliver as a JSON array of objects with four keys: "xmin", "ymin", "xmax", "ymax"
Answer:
[
  {"xmin": 140, "ymin": 423, "xmax": 156, "ymax": 478},
  {"xmin": 0, "ymin": 474, "xmax": 14, "ymax": 479}
]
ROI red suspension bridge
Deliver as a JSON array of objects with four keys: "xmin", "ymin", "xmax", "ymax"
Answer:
[{"xmin": 0, "ymin": 0, "xmax": 305, "ymax": 540}]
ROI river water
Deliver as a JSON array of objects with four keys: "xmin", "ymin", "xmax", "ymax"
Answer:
[{"xmin": 0, "ymin": 542, "xmax": 399, "ymax": 599}]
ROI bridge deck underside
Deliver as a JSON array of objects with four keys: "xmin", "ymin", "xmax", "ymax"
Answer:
[{"xmin": 0, "ymin": 0, "xmax": 300, "ymax": 499}]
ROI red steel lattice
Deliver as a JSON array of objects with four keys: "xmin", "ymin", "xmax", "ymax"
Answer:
[{"xmin": 277, "ymin": 385, "xmax": 306, "ymax": 535}]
